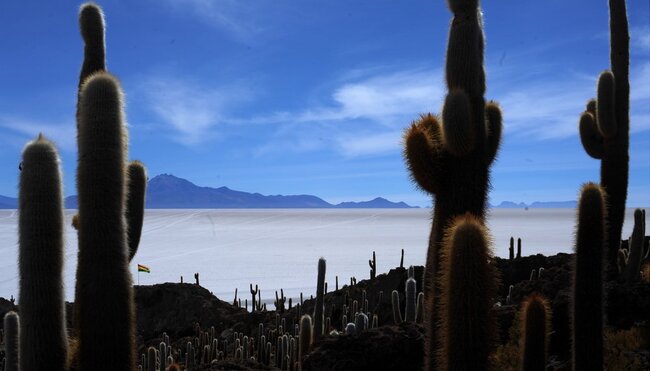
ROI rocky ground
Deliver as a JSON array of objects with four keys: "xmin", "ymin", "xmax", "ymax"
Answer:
[{"xmin": 1, "ymin": 252, "xmax": 648, "ymax": 370}]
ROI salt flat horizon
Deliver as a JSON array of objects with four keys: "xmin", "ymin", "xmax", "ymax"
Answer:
[{"xmin": 0, "ymin": 208, "xmax": 643, "ymax": 307}]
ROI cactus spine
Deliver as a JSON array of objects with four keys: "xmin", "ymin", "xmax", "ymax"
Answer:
[
  {"xmin": 572, "ymin": 183, "xmax": 606, "ymax": 370},
  {"xmin": 403, "ymin": 0, "xmax": 501, "ymax": 367},
  {"xmin": 3, "ymin": 311, "xmax": 20, "ymax": 371},
  {"xmin": 520, "ymin": 293, "xmax": 550, "ymax": 371},
  {"xmin": 18, "ymin": 135, "xmax": 68, "ymax": 371},
  {"xmin": 578, "ymin": 0, "xmax": 630, "ymax": 279},
  {"xmin": 439, "ymin": 214, "xmax": 497, "ymax": 371},
  {"xmin": 314, "ymin": 258, "xmax": 326, "ymax": 341}
]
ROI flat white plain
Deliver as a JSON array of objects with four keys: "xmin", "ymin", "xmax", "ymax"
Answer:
[{"xmin": 0, "ymin": 208, "xmax": 642, "ymax": 305}]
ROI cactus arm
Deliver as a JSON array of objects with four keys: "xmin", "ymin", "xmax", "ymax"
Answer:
[
  {"xmin": 126, "ymin": 160, "xmax": 147, "ymax": 262},
  {"xmin": 596, "ymin": 71, "xmax": 617, "ymax": 138},
  {"xmin": 78, "ymin": 3, "xmax": 106, "ymax": 89},
  {"xmin": 485, "ymin": 101, "xmax": 503, "ymax": 165},
  {"xmin": 579, "ymin": 112, "xmax": 604, "ymax": 159},
  {"xmin": 404, "ymin": 114, "xmax": 442, "ymax": 194}
]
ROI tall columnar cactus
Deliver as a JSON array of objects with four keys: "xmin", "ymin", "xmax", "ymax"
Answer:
[
  {"xmin": 314, "ymin": 258, "xmax": 326, "ymax": 341},
  {"xmin": 74, "ymin": 73, "xmax": 135, "ymax": 370},
  {"xmin": 578, "ymin": 0, "xmax": 629, "ymax": 279},
  {"xmin": 3, "ymin": 311, "xmax": 20, "ymax": 371},
  {"xmin": 391, "ymin": 290, "xmax": 403, "ymax": 324},
  {"xmin": 520, "ymin": 293, "xmax": 550, "ymax": 371},
  {"xmin": 572, "ymin": 183, "xmax": 606, "ymax": 370},
  {"xmin": 403, "ymin": 0, "xmax": 501, "ymax": 367},
  {"xmin": 405, "ymin": 0, "xmax": 501, "ymax": 369},
  {"xmin": 18, "ymin": 135, "xmax": 68, "ymax": 371},
  {"xmin": 438, "ymin": 214, "xmax": 497, "ymax": 371},
  {"xmin": 250, "ymin": 284, "xmax": 259, "ymax": 313},
  {"xmin": 624, "ymin": 208, "xmax": 645, "ymax": 282},
  {"xmin": 126, "ymin": 161, "xmax": 147, "ymax": 262},
  {"xmin": 405, "ymin": 277, "xmax": 417, "ymax": 322},
  {"xmin": 299, "ymin": 315, "xmax": 312, "ymax": 365}
]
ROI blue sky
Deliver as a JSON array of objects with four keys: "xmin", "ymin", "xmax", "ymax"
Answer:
[{"xmin": 0, "ymin": 1, "xmax": 648, "ymax": 207}]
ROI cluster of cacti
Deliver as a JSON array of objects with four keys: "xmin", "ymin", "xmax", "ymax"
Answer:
[
  {"xmin": 508, "ymin": 237, "xmax": 523, "ymax": 259},
  {"xmin": 578, "ymin": 0, "xmax": 630, "ymax": 280},
  {"xmin": 391, "ymin": 266, "xmax": 424, "ymax": 324},
  {"xmin": 403, "ymin": 0, "xmax": 502, "ymax": 368},
  {"xmin": 7, "ymin": 3, "xmax": 148, "ymax": 371}
]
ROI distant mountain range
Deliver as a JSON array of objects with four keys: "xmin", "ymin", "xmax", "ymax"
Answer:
[
  {"xmin": 0, "ymin": 174, "xmax": 582, "ymax": 209},
  {"xmin": 0, "ymin": 174, "xmax": 415, "ymax": 209},
  {"xmin": 492, "ymin": 200, "xmax": 578, "ymax": 209}
]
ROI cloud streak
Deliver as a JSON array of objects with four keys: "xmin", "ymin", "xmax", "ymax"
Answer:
[{"xmin": 0, "ymin": 117, "xmax": 76, "ymax": 152}]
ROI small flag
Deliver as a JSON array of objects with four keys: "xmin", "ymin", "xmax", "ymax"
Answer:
[{"xmin": 138, "ymin": 264, "xmax": 151, "ymax": 273}]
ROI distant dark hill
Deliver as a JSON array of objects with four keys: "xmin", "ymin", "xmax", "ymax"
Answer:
[
  {"xmin": 335, "ymin": 197, "xmax": 412, "ymax": 209},
  {"xmin": 145, "ymin": 174, "xmax": 415, "ymax": 209}
]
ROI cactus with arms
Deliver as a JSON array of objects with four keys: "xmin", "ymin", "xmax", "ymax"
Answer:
[
  {"xmin": 403, "ymin": 0, "xmax": 501, "ymax": 368},
  {"xmin": 578, "ymin": 0, "xmax": 629, "ymax": 279}
]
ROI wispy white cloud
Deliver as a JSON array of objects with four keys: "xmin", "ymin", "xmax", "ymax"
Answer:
[
  {"xmin": 157, "ymin": 0, "xmax": 278, "ymax": 41},
  {"xmin": 140, "ymin": 77, "xmax": 253, "ymax": 145},
  {"xmin": 0, "ymin": 117, "xmax": 76, "ymax": 152},
  {"xmin": 630, "ymin": 24, "xmax": 650, "ymax": 53},
  {"xmin": 336, "ymin": 131, "xmax": 403, "ymax": 157},
  {"xmin": 248, "ymin": 68, "xmax": 444, "ymax": 157}
]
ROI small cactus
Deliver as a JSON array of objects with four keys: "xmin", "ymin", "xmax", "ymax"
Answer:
[
  {"xmin": 391, "ymin": 290, "xmax": 403, "ymax": 324},
  {"xmin": 405, "ymin": 277, "xmax": 417, "ymax": 322},
  {"xmin": 314, "ymin": 258, "xmax": 326, "ymax": 341},
  {"xmin": 624, "ymin": 208, "xmax": 645, "ymax": 282}
]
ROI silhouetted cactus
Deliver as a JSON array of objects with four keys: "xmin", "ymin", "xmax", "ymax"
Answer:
[
  {"xmin": 369, "ymin": 251, "xmax": 376, "ymax": 279},
  {"xmin": 250, "ymin": 284, "xmax": 259, "ymax": 313},
  {"xmin": 18, "ymin": 135, "xmax": 68, "ymax": 371},
  {"xmin": 391, "ymin": 290, "xmax": 403, "ymax": 324},
  {"xmin": 578, "ymin": 0, "xmax": 630, "ymax": 280},
  {"xmin": 146, "ymin": 347, "xmax": 156, "ymax": 371},
  {"xmin": 126, "ymin": 161, "xmax": 146, "ymax": 262},
  {"xmin": 403, "ymin": 0, "xmax": 501, "ymax": 367},
  {"xmin": 517, "ymin": 238, "xmax": 522, "ymax": 259},
  {"xmin": 509, "ymin": 237, "xmax": 514, "ymax": 260},
  {"xmin": 405, "ymin": 277, "xmax": 417, "ymax": 322},
  {"xmin": 74, "ymin": 72, "xmax": 135, "ymax": 370},
  {"xmin": 3, "ymin": 311, "xmax": 19, "ymax": 371},
  {"xmin": 624, "ymin": 208, "xmax": 645, "ymax": 282},
  {"xmin": 438, "ymin": 214, "xmax": 497, "ymax": 371},
  {"xmin": 314, "ymin": 258, "xmax": 326, "ymax": 341},
  {"xmin": 520, "ymin": 293, "xmax": 550, "ymax": 371},
  {"xmin": 572, "ymin": 183, "xmax": 606, "ymax": 370}
]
